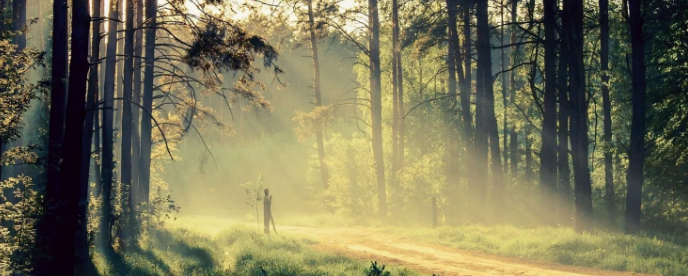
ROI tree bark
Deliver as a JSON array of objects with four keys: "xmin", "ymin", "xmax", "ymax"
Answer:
[
  {"xmin": 460, "ymin": 7, "xmax": 473, "ymax": 190},
  {"xmin": 140, "ymin": 0, "xmax": 158, "ymax": 207},
  {"xmin": 566, "ymin": 0, "xmax": 593, "ymax": 233},
  {"xmin": 368, "ymin": 0, "xmax": 386, "ymax": 220},
  {"xmin": 624, "ymin": 0, "xmax": 646, "ymax": 235},
  {"xmin": 132, "ymin": 0, "xmax": 144, "ymax": 207},
  {"xmin": 100, "ymin": 0, "xmax": 120, "ymax": 252},
  {"xmin": 557, "ymin": 1, "xmax": 572, "ymax": 225},
  {"xmin": 445, "ymin": 0, "xmax": 460, "ymax": 187},
  {"xmin": 540, "ymin": 0, "xmax": 558, "ymax": 222},
  {"xmin": 75, "ymin": 0, "xmax": 102, "ymax": 271},
  {"xmin": 51, "ymin": 0, "xmax": 91, "ymax": 273},
  {"xmin": 509, "ymin": 0, "xmax": 519, "ymax": 181},
  {"xmin": 306, "ymin": 0, "xmax": 330, "ymax": 191},
  {"xmin": 120, "ymin": 0, "xmax": 135, "ymax": 245},
  {"xmin": 599, "ymin": 0, "xmax": 614, "ymax": 224},
  {"xmin": 477, "ymin": 0, "xmax": 503, "ymax": 217}
]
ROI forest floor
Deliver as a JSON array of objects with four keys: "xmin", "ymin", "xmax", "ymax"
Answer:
[{"xmin": 169, "ymin": 215, "xmax": 661, "ymax": 276}]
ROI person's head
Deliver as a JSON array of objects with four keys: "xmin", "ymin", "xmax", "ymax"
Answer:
[{"xmin": 264, "ymin": 188, "xmax": 269, "ymax": 196}]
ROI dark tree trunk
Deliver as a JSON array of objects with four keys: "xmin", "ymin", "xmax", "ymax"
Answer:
[
  {"xmin": 47, "ymin": 0, "xmax": 69, "ymax": 206},
  {"xmin": 140, "ymin": 0, "xmax": 158, "ymax": 207},
  {"xmin": 132, "ymin": 0, "xmax": 144, "ymax": 206},
  {"xmin": 500, "ymin": 0, "xmax": 509, "ymax": 179},
  {"xmin": 599, "ymin": 0, "xmax": 614, "ymax": 224},
  {"xmin": 624, "ymin": 0, "xmax": 646, "ymax": 235},
  {"xmin": 51, "ymin": 0, "xmax": 91, "ymax": 274},
  {"xmin": 557, "ymin": 3, "xmax": 572, "ymax": 225},
  {"xmin": 476, "ymin": 0, "xmax": 503, "ymax": 217},
  {"xmin": 392, "ymin": 0, "xmax": 404, "ymax": 198},
  {"xmin": 100, "ymin": 0, "xmax": 120, "ymax": 253},
  {"xmin": 460, "ymin": 7, "xmax": 473, "ymax": 189},
  {"xmin": 120, "ymin": 0, "xmax": 135, "ymax": 245},
  {"xmin": 306, "ymin": 0, "xmax": 330, "ymax": 191},
  {"xmin": 445, "ymin": 0, "xmax": 460, "ymax": 187},
  {"xmin": 540, "ymin": 0, "xmax": 558, "ymax": 222},
  {"xmin": 368, "ymin": 0, "xmax": 386, "ymax": 220},
  {"xmin": 75, "ymin": 0, "xmax": 102, "ymax": 271},
  {"xmin": 566, "ymin": 0, "xmax": 593, "ymax": 233},
  {"xmin": 509, "ymin": 0, "xmax": 519, "ymax": 181},
  {"xmin": 12, "ymin": 0, "xmax": 25, "ymax": 50}
]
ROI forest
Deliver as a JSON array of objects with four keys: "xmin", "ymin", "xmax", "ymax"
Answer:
[{"xmin": 0, "ymin": 0, "xmax": 687, "ymax": 275}]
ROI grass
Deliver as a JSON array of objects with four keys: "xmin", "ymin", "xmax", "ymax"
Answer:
[
  {"xmin": 387, "ymin": 225, "xmax": 688, "ymax": 276},
  {"xmin": 93, "ymin": 224, "xmax": 425, "ymax": 276}
]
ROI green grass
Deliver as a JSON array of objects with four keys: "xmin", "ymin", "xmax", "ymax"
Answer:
[
  {"xmin": 387, "ymin": 225, "xmax": 688, "ymax": 276},
  {"xmin": 93, "ymin": 224, "xmax": 425, "ymax": 276}
]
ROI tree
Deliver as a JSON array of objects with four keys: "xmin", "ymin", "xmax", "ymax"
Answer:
[
  {"xmin": 140, "ymin": 0, "xmax": 158, "ymax": 208},
  {"xmin": 557, "ymin": 0, "xmax": 572, "ymax": 225},
  {"xmin": 50, "ymin": 0, "xmax": 91, "ymax": 273},
  {"xmin": 445, "ymin": 0, "xmax": 460, "ymax": 187},
  {"xmin": 306, "ymin": 0, "xmax": 330, "ymax": 190},
  {"xmin": 540, "ymin": 0, "xmax": 558, "ymax": 222},
  {"xmin": 392, "ymin": 0, "xmax": 404, "ymax": 192},
  {"xmin": 599, "ymin": 0, "xmax": 614, "ymax": 224},
  {"xmin": 476, "ymin": 0, "xmax": 503, "ymax": 217},
  {"xmin": 367, "ymin": 0, "xmax": 386, "ymax": 220},
  {"xmin": 624, "ymin": 0, "xmax": 646, "ymax": 235},
  {"xmin": 100, "ymin": 0, "xmax": 120, "ymax": 252},
  {"xmin": 566, "ymin": 0, "xmax": 593, "ymax": 233},
  {"xmin": 47, "ymin": 0, "xmax": 68, "ymax": 202},
  {"xmin": 120, "ymin": 0, "xmax": 136, "ymax": 245},
  {"xmin": 76, "ymin": 0, "xmax": 103, "ymax": 271}
]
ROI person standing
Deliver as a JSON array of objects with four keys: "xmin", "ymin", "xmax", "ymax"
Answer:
[{"xmin": 263, "ymin": 188, "xmax": 273, "ymax": 234}]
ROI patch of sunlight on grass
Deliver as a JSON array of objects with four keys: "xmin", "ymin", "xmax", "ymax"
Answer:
[
  {"xmin": 387, "ymin": 225, "xmax": 688, "ymax": 276},
  {"xmin": 93, "ymin": 224, "xmax": 427, "ymax": 276}
]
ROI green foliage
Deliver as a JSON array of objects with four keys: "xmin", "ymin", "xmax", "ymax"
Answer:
[
  {"xmin": 0, "ymin": 175, "xmax": 43, "ymax": 274},
  {"xmin": 94, "ymin": 225, "xmax": 424, "ymax": 276}
]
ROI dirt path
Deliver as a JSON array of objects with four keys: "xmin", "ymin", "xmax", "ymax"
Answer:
[
  {"xmin": 171, "ymin": 216, "xmax": 653, "ymax": 276},
  {"xmin": 279, "ymin": 226, "xmax": 652, "ymax": 276}
]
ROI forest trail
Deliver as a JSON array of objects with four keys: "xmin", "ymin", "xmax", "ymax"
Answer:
[
  {"xmin": 278, "ymin": 226, "xmax": 650, "ymax": 276},
  {"xmin": 170, "ymin": 216, "xmax": 653, "ymax": 276}
]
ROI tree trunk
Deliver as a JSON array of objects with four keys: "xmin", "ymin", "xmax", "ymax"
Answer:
[
  {"xmin": 566, "ymin": 0, "xmax": 593, "ymax": 233},
  {"xmin": 368, "ymin": 0, "xmax": 386, "ymax": 220},
  {"xmin": 75, "ymin": 0, "xmax": 102, "ymax": 271},
  {"xmin": 392, "ymin": 0, "xmax": 404, "ymax": 201},
  {"xmin": 306, "ymin": 0, "xmax": 330, "ymax": 191},
  {"xmin": 540, "ymin": 0, "xmax": 558, "ymax": 223},
  {"xmin": 557, "ymin": 2, "xmax": 572, "ymax": 225},
  {"xmin": 477, "ymin": 0, "xmax": 502, "ymax": 218},
  {"xmin": 500, "ymin": 0, "xmax": 509, "ymax": 180},
  {"xmin": 445, "ymin": 0, "xmax": 460, "ymax": 187},
  {"xmin": 140, "ymin": 0, "xmax": 158, "ymax": 207},
  {"xmin": 624, "ymin": 0, "xmax": 646, "ymax": 235},
  {"xmin": 132, "ymin": 0, "xmax": 144, "ymax": 207},
  {"xmin": 599, "ymin": 0, "xmax": 614, "ymax": 224},
  {"xmin": 47, "ymin": 0, "xmax": 69, "ymax": 205},
  {"xmin": 120, "ymin": 0, "xmax": 135, "ymax": 245},
  {"xmin": 51, "ymin": 0, "xmax": 91, "ymax": 273},
  {"xmin": 509, "ymin": 0, "xmax": 518, "ymax": 182},
  {"xmin": 12, "ymin": 0, "xmax": 25, "ymax": 50},
  {"xmin": 460, "ymin": 7, "xmax": 473, "ymax": 190},
  {"xmin": 100, "ymin": 0, "xmax": 120, "ymax": 252}
]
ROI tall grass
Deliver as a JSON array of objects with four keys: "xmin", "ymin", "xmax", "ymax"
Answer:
[
  {"xmin": 93, "ymin": 224, "xmax": 423, "ymax": 276},
  {"xmin": 390, "ymin": 225, "xmax": 688, "ymax": 276}
]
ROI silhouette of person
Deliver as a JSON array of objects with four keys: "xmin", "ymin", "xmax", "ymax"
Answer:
[{"xmin": 263, "ymin": 188, "xmax": 273, "ymax": 234}]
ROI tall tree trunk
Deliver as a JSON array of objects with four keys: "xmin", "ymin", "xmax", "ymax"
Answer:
[
  {"xmin": 599, "ymin": 0, "xmax": 614, "ymax": 224},
  {"xmin": 306, "ymin": 0, "xmax": 330, "ymax": 191},
  {"xmin": 368, "ymin": 0, "xmax": 386, "ymax": 220},
  {"xmin": 75, "ymin": 0, "xmax": 102, "ymax": 271},
  {"xmin": 392, "ymin": 0, "xmax": 404, "ymax": 201},
  {"xmin": 500, "ymin": 0, "xmax": 509, "ymax": 179},
  {"xmin": 557, "ymin": 2, "xmax": 572, "ymax": 225},
  {"xmin": 51, "ymin": 0, "xmax": 91, "ymax": 273},
  {"xmin": 540, "ymin": 0, "xmax": 558, "ymax": 223},
  {"xmin": 509, "ymin": 0, "xmax": 518, "ymax": 181},
  {"xmin": 47, "ymin": 0, "xmax": 69, "ymax": 205},
  {"xmin": 460, "ymin": 7, "xmax": 473, "ymax": 190},
  {"xmin": 624, "ymin": 0, "xmax": 646, "ymax": 235},
  {"xmin": 120, "ymin": 0, "xmax": 135, "ymax": 245},
  {"xmin": 445, "ymin": 0, "xmax": 460, "ymax": 187},
  {"xmin": 567, "ymin": 0, "xmax": 593, "ymax": 233},
  {"xmin": 132, "ymin": 0, "xmax": 144, "ymax": 207},
  {"xmin": 477, "ymin": 0, "xmax": 503, "ymax": 218},
  {"xmin": 12, "ymin": 0, "xmax": 25, "ymax": 50},
  {"xmin": 100, "ymin": 0, "xmax": 120, "ymax": 252},
  {"xmin": 474, "ymin": 0, "xmax": 488, "ymax": 222},
  {"xmin": 140, "ymin": 0, "xmax": 158, "ymax": 208}
]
